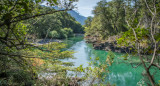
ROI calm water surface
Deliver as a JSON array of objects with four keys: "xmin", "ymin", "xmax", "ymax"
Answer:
[{"xmin": 63, "ymin": 36, "xmax": 159, "ymax": 86}]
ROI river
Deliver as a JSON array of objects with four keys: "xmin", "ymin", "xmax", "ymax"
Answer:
[{"xmin": 63, "ymin": 36, "xmax": 160, "ymax": 86}]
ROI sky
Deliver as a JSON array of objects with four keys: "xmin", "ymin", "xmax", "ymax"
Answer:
[
  {"xmin": 74, "ymin": 0, "xmax": 101, "ymax": 17},
  {"xmin": 42, "ymin": 0, "xmax": 104, "ymax": 17}
]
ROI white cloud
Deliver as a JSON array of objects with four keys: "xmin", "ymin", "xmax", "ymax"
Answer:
[{"xmin": 73, "ymin": 0, "xmax": 101, "ymax": 17}]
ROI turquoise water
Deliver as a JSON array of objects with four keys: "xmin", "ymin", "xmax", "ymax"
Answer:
[{"xmin": 64, "ymin": 36, "xmax": 160, "ymax": 86}]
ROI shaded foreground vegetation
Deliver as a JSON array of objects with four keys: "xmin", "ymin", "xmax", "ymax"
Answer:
[{"xmin": 0, "ymin": 0, "xmax": 87, "ymax": 85}]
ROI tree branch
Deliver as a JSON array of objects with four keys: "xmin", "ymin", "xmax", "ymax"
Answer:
[
  {"xmin": 0, "ymin": 52, "xmax": 37, "ymax": 58},
  {"xmin": 144, "ymin": 0, "xmax": 154, "ymax": 15},
  {"xmin": 149, "ymin": 64, "xmax": 160, "ymax": 70},
  {"xmin": 0, "ymin": 9, "xmax": 72, "ymax": 27}
]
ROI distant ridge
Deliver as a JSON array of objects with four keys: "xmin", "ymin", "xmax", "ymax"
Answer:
[
  {"xmin": 41, "ymin": 5, "xmax": 87, "ymax": 25},
  {"xmin": 67, "ymin": 10, "xmax": 87, "ymax": 25}
]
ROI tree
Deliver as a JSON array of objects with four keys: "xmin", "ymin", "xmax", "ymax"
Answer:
[
  {"xmin": 26, "ymin": 7, "xmax": 84, "ymax": 39},
  {"xmin": 0, "ymin": 0, "xmax": 79, "ymax": 85},
  {"xmin": 85, "ymin": 0, "xmax": 128, "ymax": 40},
  {"xmin": 84, "ymin": 0, "xmax": 160, "ymax": 85},
  {"xmin": 48, "ymin": 30, "xmax": 60, "ymax": 38},
  {"xmin": 84, "ymin": 16, "xmax": 92, "ymax": 27},
  {"xmin": 117, "ymin": 0, "xmax": 160, "ymax": 85}
]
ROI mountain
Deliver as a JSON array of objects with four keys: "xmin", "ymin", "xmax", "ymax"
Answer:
[
  {"xmin": 41, "ymin": 5, "xmax": 87, "ymax": 25},
  {"xmin": 67, "ymin": 10, "xmax": 87, "ymax": 25}
]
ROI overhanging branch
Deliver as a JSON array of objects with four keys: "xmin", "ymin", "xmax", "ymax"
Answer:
[{"xmin": 0, "ymin": 9, "xmax": 72, "ymax": 27}]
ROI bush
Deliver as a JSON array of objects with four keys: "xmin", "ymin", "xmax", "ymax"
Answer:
[
  {"xmin": 59, "ymin": 28, "xmax": 73, "ymax": 39},
  {"xmin": 63, "ymin": 28, "xmax": 73, "ymax": 37},
  {"xmin": 48, "ymin": 30, "xmax": 60, "ymax": 38}
]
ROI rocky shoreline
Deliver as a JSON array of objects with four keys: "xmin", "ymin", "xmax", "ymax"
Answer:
[
  {"xmin": 85, "ymin": 35, "xmax": 134, "ymax": 53},
  {"xmin": 28, "ymin": 39, "xmax": 63, "ymax": 46}
]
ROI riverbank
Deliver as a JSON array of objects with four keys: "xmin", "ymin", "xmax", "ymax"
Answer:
[
  {"xmin": 28, "ymin": 35, "xmax": 84, "ymax": 49},
  {"xmin": 28, "ymin": 39, "xmax": 63, "ymax": 46},
  {"xmin": 85, "ymin": 35, "xmax": 133, "ymax": 53},
  {"xmin": 28, "ymin": 34, "xmax": 84, "ymax": 46}
]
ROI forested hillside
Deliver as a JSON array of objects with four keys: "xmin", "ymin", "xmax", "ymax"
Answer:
[
  {"xmin": 68, "ymin": 10, "xmax": 87, "ymax": 25},
  {"xmin": 26, "ymin": 6, "xmax": 84, "ymax": 39}
]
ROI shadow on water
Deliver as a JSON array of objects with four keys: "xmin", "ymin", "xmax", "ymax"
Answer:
[{"xmin": 64, "ymin": 36, "xmax": 160, "ymax": 86}]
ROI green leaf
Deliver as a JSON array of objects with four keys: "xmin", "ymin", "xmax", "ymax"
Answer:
[{"xmin": 95, "ymin": 57, "xmax": 99, "ymax": 60}]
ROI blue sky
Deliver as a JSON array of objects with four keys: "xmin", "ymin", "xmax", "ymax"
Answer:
[{"xmin": 74, "ymin": 0, "xmax": 101, "ymax": 17}]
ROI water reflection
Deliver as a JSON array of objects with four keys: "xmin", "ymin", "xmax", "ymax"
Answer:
[
  {"xmin": 66, "ymin": 41, "xmax": 93, "ymax": 67},
  {"xmin": 64, "ymin": 38, "xmax": 159, "ymax": 86}
]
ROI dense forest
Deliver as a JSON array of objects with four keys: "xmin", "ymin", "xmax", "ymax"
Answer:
[
  {"xmin": 26, "ymin": 6, "xmax": 84, "ymax": 39},
  {"xmin": 84, "ymin": 0, "xmax": 160, "ymax": 85},
  {"xmin": 0, "ymin": 0, "xmax": 160, "ymax": 86}
]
